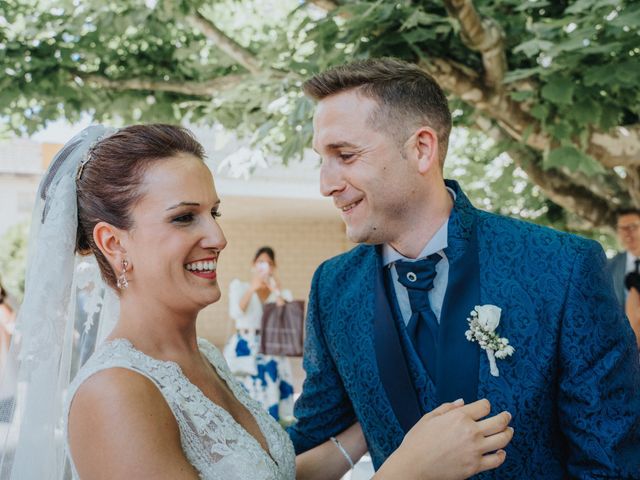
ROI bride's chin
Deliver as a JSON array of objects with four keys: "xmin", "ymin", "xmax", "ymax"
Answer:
[{"xmin": 195, "ymin": 288, "xmax": 222, "ymax": 309}]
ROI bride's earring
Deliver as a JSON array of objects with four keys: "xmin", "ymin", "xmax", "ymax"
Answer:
[{"xmin": 117, "ymin": 259, "xmax": 129, "ymax": 289}]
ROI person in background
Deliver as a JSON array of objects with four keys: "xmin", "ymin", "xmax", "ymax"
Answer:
[
  {"xmin": 607, "ymin": 207, "xmax": 640, "ymax": 346},
  {"xmin": 224, "ymin": 246, "xmax": 295, "ymax": 421}
]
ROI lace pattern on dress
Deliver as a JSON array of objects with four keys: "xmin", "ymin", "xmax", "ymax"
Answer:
[{"xmin": 64, "ymin": 338, "xmax": 295, "ymax": 480}]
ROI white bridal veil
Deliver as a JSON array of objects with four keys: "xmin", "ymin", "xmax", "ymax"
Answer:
[{"xmin": 0, "ymin": 125, "xmax": 119, "ymax": 479}]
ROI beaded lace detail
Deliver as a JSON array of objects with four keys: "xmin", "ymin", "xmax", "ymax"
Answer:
[{"xmin": 64, "ymin": 338, "xmax": 295, "ymax": 479}]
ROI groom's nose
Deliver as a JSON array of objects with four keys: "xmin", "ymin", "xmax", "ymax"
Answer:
[{"xmin": 319, "ymin": 159, "xmax": 346, "ymax": 198}]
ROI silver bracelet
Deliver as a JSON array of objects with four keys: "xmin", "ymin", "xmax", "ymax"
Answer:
[{"xmin": 330, "ymin": 436, "xmax": 355, "ymax": 469}]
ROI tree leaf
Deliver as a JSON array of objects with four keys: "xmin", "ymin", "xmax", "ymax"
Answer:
[
  {"xmin": 503, "ymin": 67, "xmax": 544, "ymax": 83},
  {"xmin": 541, "ymin": 77, "xmax": 574, "ymax": 105},
  {"xmin": 544, "ymin": 145, "xmax": 605, "ymax": 175},
  {"xmin": 510, "ymin": 90, "xmax": 535, "ymax": 102},
  {"xmin": 513, "ymin": 39, "xmax": 554, "ymax": 57}
]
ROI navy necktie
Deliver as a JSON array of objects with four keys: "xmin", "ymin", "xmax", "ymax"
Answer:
[{"xmin": 395, "ymin": 253, "xmax": 442, "ymax": 382}]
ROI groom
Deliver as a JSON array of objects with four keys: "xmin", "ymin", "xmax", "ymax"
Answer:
[{"xmin": 288, "ymin": 58, "xmax": 640, "ymax": 478}]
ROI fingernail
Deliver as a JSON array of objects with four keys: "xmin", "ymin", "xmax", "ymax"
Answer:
[
  {"xmin": 453, "ymin": 398, "xmax": 464, "ymax": 406},
  {"xmin": 505, "ymin": 411, "xmax": 512, "ymax": 421}
]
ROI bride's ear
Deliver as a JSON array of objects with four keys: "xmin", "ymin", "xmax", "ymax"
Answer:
[{"xmin": 93, "ymin": 221, "xmax": 128, "ymax": 269}]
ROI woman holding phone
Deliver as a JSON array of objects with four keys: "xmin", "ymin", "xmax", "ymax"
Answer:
[{"xmin": 224, "ymin": 246, "xmax": 295, "ymax": 421}]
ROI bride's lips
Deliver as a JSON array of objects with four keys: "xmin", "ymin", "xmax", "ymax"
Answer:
[
  {"xmin": 191, "ymin": 270, "xmax": 216, "ymax": 280},
  {"xmin": 184, "ymin": 257, "xmax": 218, "ymax": 280}
]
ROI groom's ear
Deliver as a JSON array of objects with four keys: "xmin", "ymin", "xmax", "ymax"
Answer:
[
  {"xmin": 411, "ymin": 126, "xmax": 439, "ymax": 175},
  {"xmin": 93, "ymin": 221, "xmax": 128, "ymax": 266}
]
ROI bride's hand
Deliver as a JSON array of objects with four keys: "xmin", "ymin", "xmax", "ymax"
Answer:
[{"xmin": 377, "ymin": 399, "xmax": 513, "ymax": 480}]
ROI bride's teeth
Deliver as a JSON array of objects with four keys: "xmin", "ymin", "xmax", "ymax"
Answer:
[{"xmin": 185, "ymin": 260, "xmax": 217, "ymax": 272}]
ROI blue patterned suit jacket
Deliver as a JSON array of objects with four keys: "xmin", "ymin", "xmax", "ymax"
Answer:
[{"xmin": 288, "ymin": 182, "xmax": 640, "ymax": 478}]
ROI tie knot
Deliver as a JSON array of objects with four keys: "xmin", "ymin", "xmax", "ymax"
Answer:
[
  {"xmin": 395, "ymin": 253, "xmax": 442, "ymax": 292},
  {"xmin": 635, "ymin": 259, "xmax": 640, "ymax": 273}
]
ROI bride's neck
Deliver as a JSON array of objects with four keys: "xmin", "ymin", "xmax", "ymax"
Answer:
[{"xmin": 108, "ymin": 295, "xmax": 201, "ymax": 359}]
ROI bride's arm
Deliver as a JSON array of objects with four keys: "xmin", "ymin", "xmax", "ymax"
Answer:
[
  {"xmin": 295, "ymin": 399, "xmax": 513, "ymax": 480},
  {"xmin": 295, "ymin": 421, "xmax": 367, "ymax": 480},
  {"xmin": 68, "ymin": 368, "xmax": 200, "ymax": 480}
]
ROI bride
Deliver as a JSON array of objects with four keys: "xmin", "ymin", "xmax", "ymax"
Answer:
[{"xmin": 0, "ymin": 124, "xmax": 512, "ymax": 479}]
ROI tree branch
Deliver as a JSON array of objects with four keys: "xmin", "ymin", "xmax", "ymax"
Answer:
[
  {"xmin": 187, "ymin": 11, "xmax": 262, "ymax": 75},
  {"xmin": 442, "ymin": 0, "xmax": 507, "ymax": 89},
  {"xmin": 623, "ymin": 166, "xmax": 640, "ymax": 208},
  {"xmin": 509, "ymin": 148, "xmax": 618, "ymax": 229},
  {"xmin": 419, "ymin": 57, "xmax": 640, "ymax": 170},
  {"xmin": 477, "ymin": 121, "xmax": 620, "ymax": 228},
  {"xmin": 419, "ymin": 57, "xmax": 549, "ymax": 150},
  {"xmin": 77, "ymin": 73, "xmax": 246, "ymax": 96},
  {"xmin": 589, "ymin": 125, "xmax": 640, "ymax": 168}
]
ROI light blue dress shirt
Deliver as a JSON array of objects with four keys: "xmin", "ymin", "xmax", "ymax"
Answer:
[{"xmin": 382, "ymin": 189, "xmax": 455, "ymax": 326}]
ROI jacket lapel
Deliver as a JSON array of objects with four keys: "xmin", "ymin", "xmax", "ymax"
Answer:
[
  {"xmin": 332, "ymin": 247, "xmax": 411, "ymax": 442},
  {"xmin": 436, "ymin": 181, "xmax": 481, "ymax": 404}
]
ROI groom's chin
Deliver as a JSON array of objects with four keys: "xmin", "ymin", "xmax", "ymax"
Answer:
[{"xmin": 346, "ymin": 225, "xmax": 381, "ymax": 245}]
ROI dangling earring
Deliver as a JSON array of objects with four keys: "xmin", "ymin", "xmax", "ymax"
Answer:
[{"xmin": 117, "ymin": 259, "xmax": 129, "ymax": 289}]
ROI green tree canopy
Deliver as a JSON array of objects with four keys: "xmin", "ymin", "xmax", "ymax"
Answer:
[{"xmin": 1, "ymin": 0, "xmax": 638, "ymax": 232}]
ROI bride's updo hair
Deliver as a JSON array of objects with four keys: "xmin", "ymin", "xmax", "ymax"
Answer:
[{"xmin": 75, "ymin": 124, "xmax": 205, "ymax": 288}]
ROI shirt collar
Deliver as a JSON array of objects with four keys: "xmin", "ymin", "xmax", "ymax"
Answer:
[{"xmin": 382, "ymin": 187, "xmax": 455, "ymax": 266}]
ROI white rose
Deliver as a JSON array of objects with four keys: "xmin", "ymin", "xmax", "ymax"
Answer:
[{"xmin": 475, "ymin": 305, "xmax": 502, "ymax": 331}]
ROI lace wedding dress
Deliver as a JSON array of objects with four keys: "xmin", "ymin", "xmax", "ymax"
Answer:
[{"xmin": 63, "ymin": 338, "xmax": 296, "ymax": 479}]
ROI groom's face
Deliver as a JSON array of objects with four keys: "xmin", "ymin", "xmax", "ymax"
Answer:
[{"xmin": 313, "ymin": 89, "xmax": 420, "ymax": 245}]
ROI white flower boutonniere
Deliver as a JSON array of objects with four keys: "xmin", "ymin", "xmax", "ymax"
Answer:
[{"xmin": 465, "ymin": 305, "xmax": 515, "ymax": 377}]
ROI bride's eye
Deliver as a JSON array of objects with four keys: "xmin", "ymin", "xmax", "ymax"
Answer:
[{"xmin": 172, "ymin": 213, "xmax": 194, "ymax": 224}]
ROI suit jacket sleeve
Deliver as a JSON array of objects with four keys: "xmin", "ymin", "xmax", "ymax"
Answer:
[
  {"xmin": 559, "ymin": 241, "xmax": 640, "ymax": 478},
  {"xmin": 287, "ymin": 262, "xmax": 357, "ymax": 454}
]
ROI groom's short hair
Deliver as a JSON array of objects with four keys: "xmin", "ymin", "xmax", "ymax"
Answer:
[{"xmin": 303, "ymin": 57, "xmax": 452, "ymax": 167}]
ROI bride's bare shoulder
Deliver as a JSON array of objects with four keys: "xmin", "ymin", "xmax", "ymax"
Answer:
[
  {"xmin": 69, "ymin": 367, "xmax": 171, "ymax": 423},
  {"xmin": 68, "ymin": 368, "xmax": 197, "ymax": 479}
]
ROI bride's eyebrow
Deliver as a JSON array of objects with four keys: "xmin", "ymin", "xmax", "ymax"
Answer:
[
  {"xmin": 165, "ymin": 200, "xmax": 221, "ymax": 211},
  {"xmin": 166, "ymin": 201, "xmax": 200, "ymax": 211}
]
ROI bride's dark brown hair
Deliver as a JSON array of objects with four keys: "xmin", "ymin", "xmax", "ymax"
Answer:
[{"xmin": 75, "ymin": 124, "xmax": 205, "ymax": 288}]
